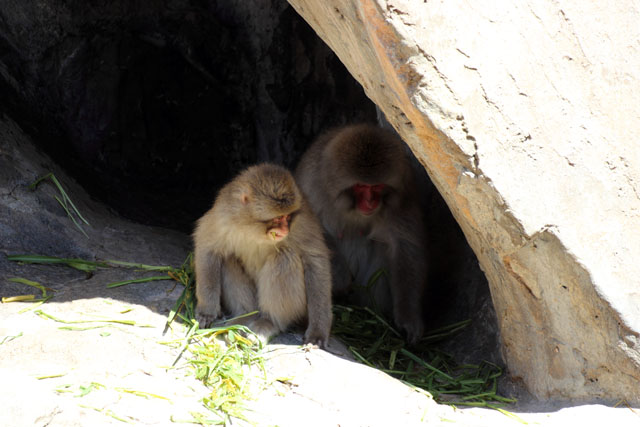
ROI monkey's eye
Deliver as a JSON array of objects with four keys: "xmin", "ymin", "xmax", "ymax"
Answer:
[{"xmin": 286, "ymin": 212, "xmax": 298, "ymax": 224}]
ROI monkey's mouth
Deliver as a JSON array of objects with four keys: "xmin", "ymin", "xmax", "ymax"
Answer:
[
  {"xmin": 356, "ymin": 205, "xmax": 379, "ymax": 216},
  {"xmin": 268, "ymin": 230, "xmax": 288, "ymax": 242}
]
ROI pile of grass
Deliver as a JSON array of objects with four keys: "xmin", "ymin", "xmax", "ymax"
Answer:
[
  {"xmin": 6, "ymin": 253, "xmax": 264, "ymax": 424},
  {"xmin": 7, "ymin": 250, "xmax": 513, "ymax": 418},
  {"xmin": 331, "ymin": 304, "xmax": 514, "ymax": 409},
  {"xmin": 158, "ymin": 254, "xmax": 267, "ymax": 424}
]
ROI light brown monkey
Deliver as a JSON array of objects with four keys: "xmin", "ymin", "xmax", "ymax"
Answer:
[
  {"xmin": 295, "ymin": 124, "xmax": 427, "ymax": 344},
  {"xmin": 193, "ymin": 163, "xmax": 332, "ymax": 347}
]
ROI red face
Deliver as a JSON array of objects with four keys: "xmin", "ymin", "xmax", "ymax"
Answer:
[
  {"xmin": 267, "ymin": 214, "xmax": 291, "ymax": 241},
  {"xmin": 353, "ymin": 183, "xmax": 385, "ymax": 215}
]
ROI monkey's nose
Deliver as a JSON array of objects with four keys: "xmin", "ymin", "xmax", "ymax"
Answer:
[{"xmin": 358, "ymin": 198, "xmax": 379, "ymax": 215}]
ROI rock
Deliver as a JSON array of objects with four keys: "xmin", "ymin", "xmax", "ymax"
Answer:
[{"xmin": 287, "ymin": 0, "xmax": 640, "ymax": 402}]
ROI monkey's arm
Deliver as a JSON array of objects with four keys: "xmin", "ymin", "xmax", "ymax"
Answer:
[
  {"xmin": 194, "ymin": 246, "xmax": 223, "ymax": 328},
  {"xmin": 323, "ymin": 232, "xmax": 352, "ymax": 297},
  {"xmin": 301, "ymin": 249, "xmax": 333, "ymax": 348}
]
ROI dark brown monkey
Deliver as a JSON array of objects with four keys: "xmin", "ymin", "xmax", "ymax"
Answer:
[
  {"xmin": 193, "ymin": 163, "xmax": 332, "ymax": 347},
  {"xmin": 295, "ymin": 124, "xmax": 427, "ymax": 344}
]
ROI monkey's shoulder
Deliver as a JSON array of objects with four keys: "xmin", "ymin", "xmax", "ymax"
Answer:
[{"xmin": 288, "ymin": 213, "xmax": 329, "ymax": 255}]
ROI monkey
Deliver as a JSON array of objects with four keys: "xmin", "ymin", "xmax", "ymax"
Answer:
[
  {"xmin": 295, "ymin": 123, "xmax": 427, "ymax": 344},
  {"xmin": 193, "ymin": 163, "xmax": 333, "ymax": 347}
]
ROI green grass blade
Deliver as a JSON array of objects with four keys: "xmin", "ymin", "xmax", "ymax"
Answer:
[
  {"xmin": 115, "ymin": 387, "xmax": 171, "ymax": 401},
  {"xmin": 2, "ymin": 295, "xmax": 35, "ymax": 303},
  {"xmin": 7, "ymin": 277, "xmax": 47, "ymax": 295},
  {"xmin": 7, "ymin": 255, "xmax": 107, "ymax": 272},
  {"xmin": 30, "ymin": 173, "xmax": 90, "ymax": 236},
  {"xmin": 17, "ymin": 295, "xmax": 54, "ymax": 313},
  {"xmin": 48, "ymin": 174, "xmax": 90, "ymax": 225},
  {"xmin": 172, "ymin": 321, "xmax": 199, "ymax": 367},
  {"xmin": 54, "ymin": 194, "xmax": 89, "ymax": 237},
  {"xmin": 34, "ymin": 309, "xmax": 142, "ymax": 327},
  {"xmin": 28, "ymin": 172, "xmax": 53, "ymax": 190},
  {"xmin": 106, "ymin": 275, "xmax": 172, "ymax": 288},
  {"xmin": 105, "ymin": 260, "xmax": 173, "ymax": 271},
  {"xmin": 0, "ymin": 332, "xmax": 23, "ymax": 345}
]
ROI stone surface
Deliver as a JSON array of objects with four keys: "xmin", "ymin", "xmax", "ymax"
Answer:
[{"xmin": 286, "ymin": 0, "xmax": 640, "ymax": 402}]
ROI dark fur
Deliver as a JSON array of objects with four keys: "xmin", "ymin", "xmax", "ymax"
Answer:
[{"xmin": 296, "ymin": 124, "xmax": 427, "ymax": 344}]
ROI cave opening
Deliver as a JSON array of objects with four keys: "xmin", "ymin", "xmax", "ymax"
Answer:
[{"xmin": 0, "ymin": 0, "xmax": 502, "ymax": 380}]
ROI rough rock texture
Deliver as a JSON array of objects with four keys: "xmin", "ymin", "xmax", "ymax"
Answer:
[{"xmin": 286, "ymin": 0, "xmax": 640, "ymax": 401}]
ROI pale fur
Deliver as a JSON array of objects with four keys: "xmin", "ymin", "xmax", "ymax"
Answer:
[
  {"xmin": 295, "ymin": 124, "xmax": 427, "ymax": 344},
  {"xmin": 193, "ymin": 163, "xmax": 332, "ymax": 347}
]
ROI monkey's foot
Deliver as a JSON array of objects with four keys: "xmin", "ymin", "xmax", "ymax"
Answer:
[
  {"xmin": 303, "ymin": 326, "xmax": 329, "ymax": 349},
  {"xmin": 248, "ymin": 317, "xmax": 279, "ymax": 345},
  {"xmin": 195, "ymin": 310, "xmax": 219, "ymax": 329},
  {"xmin": 394, "ymin": 313, "xmax": 424, "ymax": 345}
]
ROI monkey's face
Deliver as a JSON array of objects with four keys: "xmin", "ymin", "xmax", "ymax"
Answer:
[
  {"xmin": 352, "ymin": 183, "xmax": 385, "ymax": 216},
  {"xmin": 265, "ymin": 214, "xmax": 292, "ymax": 242}
]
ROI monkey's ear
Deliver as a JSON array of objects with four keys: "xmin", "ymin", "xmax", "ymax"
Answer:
[{"xmin": 239, "ymin": 190, "xmax": 251, "ymax": 205}]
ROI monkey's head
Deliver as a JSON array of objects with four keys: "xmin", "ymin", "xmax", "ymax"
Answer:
[
  {"xmin": 234, "ymin": 163, "xmax": 302, "ymax": 243},
  {"xmin": 324, "ymin": 124, "xmax": 410, "ymax": 220}
]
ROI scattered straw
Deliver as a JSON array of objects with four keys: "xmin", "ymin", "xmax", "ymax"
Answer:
[
  {"xmin": 79, "ymin": 404, "xmax": 135, "ymax": 424},
  {"xmin": 35, "ymin": 373, "xmax": 67, "ymax": 380},
  {"xmin": 34, "ymin": 309, "xmax": 152, "ymax": 329},
  {"xmin": 6, "ymin": 251, "xmax": 263, "ymax": 423},
  {"xmin": 331, "ymin": 304, "xmax": 514, "ymax": 408},
  {"xmin": 2, "ymin": 295, "xmax": 36, "ymax": 303},
  {"xmin": 0, "ymin": 332, "xmax": 23, "ymax": 345},
  {"xmin": 115, "ymin": 387, "xmax": 172, "ymax": 402},
  {"xmin": 7, "ymin": 255, "xmax": 108, "ymax": 272},
  {"xmin": 6, "ymin": 254, "xmax": 181, "ymax": 290},
  {"xmin": 29, "ymin": 173, "xmax": 90, "ymax": 238},
  {"xmin": 107, "ymin": 275, "xmax": 173, "ymax": 288},
  {"xmin": 6, "ymin": 249, "xmax": 515, "ymax": 420},
  {"xmin": 4, "ymin": 277, "xmax": 54, "ymax": 312}
]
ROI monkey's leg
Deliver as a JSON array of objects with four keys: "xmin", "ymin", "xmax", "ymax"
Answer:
[
  {"xmin": 254, "ymin": 248, "xmax": 306, "ymax": 342},
  {"xmin": 389, "ymin": 241, "xmax": 426, "ymax": 344},
  {"xmin": 325, "ymin": 232, "xmax": 352, "ymax": 297},
  {"xmin": 345, "ymin": 238, "xmax": 392, "ymax": 316}
]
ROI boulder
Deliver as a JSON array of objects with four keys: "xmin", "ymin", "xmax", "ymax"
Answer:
[{"xmin": 287, "ymin": 0, "xmax": 640, "ymax": 401}]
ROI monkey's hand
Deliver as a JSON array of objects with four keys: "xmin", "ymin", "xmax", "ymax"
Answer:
[
  {"xmin": 195, "ymin": 303, "xmax": 220, "ymax": 329},
  {"xmin": 394, "ymin": 311, "xmax": 424, "ymax": 346},
  {"xmin": 303, "ymin": 325, "xmax": 329, "ymax": 349}
]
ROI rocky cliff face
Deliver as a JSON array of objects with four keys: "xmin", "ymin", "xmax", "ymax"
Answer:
[{"xmin": 287, "ymin": 0, "xmax": 640, "ymax": 401}]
